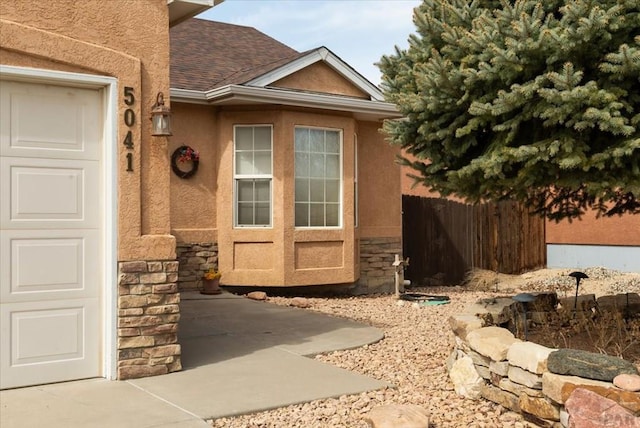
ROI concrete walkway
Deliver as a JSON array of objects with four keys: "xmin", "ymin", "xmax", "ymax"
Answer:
[{"xmin": 1, "ymin": 291, "xmax": 388, "ymax": 427}]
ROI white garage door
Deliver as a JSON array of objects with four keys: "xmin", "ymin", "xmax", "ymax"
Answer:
[{"xmin": 0, "ymin": 80, "xmax": 104, "ymax": 389}]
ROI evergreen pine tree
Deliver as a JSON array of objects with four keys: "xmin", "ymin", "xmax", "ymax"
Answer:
[{"xmin": 380, "ymin": 0, "xmax": 640, "ymax": 220}]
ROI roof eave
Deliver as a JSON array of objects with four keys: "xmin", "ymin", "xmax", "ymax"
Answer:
[
  {"xmin": 245, "ymin": 47, "xmax": 385, "ymax": 102},
  {"xmin": 170, "ymin": 85, "xmax": 401, "ymax": 120},
  {"xmin": 167, "ymin": 0, "xmax": 223, "ymax": 27}
]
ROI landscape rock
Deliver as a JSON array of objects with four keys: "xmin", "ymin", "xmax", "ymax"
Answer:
[
  {"xmin": 467, "ymin": 326, "xmax": 521, "ymax": 362},
  {"xmin": 558, "ymin": 294, "xmax": 596, "ymax": 311},
  {"xmin": 508, "ymin": 365, "xmax": 543, "ymax": 389},
  {"xmin": 449, "ymin": 356, "xmax": 484, "ymax": 399},
  {"xmin": 614, "ymin": 374, "xmax": 640, "ymax": 392},
  {"xmin": 499, "ymin": 378, "xmax": 544, "ymax": 398},
  {"xmin": 596, "ymin": 293, "xmax": 640, "ymax": 314},
  {"xmin": 507, "ymin": 341, "xmax": 555, "ymax": 374},
  {"xmin": 363, "ymin": 404, "xmax": 430, "ymax": 428},
  {"xmin": 518, "ymin": 394, "xmax": 560, "ymax": 421},
  {"xmin": 289, "ymin": 297, "xmax": 311, "ymax": 308},
  {"xmin": 489, "ymin": 360, "xmax": 510, "ymax": 377},
  {"xmin": 565, "ymin": 388, "xmax": 640, "ymax": 428},
  {"xmin": 246, "ymin": 291, "xmax": 268, "ymax": 301},
  {"xmin": 464, "ymin": 297, "xmax": 515, "ymax": 325},
  {"xmin": 547, "ymin": 349, "xmax": 638, "ymax": 382},
  {"xmin": 480, "ymin": 383, "xmax": 520, "ymax": 412},
  {"xmin": 543, "ymin": 372, "xmax": 640, "ymax": 414},
  {"xmin": 448, "ymin": 314, "xmax": 484, "ymax": 340}
]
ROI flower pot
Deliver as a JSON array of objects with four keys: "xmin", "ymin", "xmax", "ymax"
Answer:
[{"xmin": 201, "ymin": 277, "xmax": 222, "ymax": 295}]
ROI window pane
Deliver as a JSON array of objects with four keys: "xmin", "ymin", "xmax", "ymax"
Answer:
[
  {"xmin": 295, "ymin": 203, "xmax": 309, "ymax": 227},
  {"xmin": 236, "ymin": 152, "xmax": 253, "ymax": 175},
  {"xmin": 326, "ymin": 179, "xmax": 339, "ymax": 203},
  {"xmin": 294, "ymin": 127, "xmax": 342, "ymax": 228},
  {"xmin": 295, "ymin": 152, "xmax": 309, "ymax": 176},
  {"xmin": 326, "ymin": 131, "xmax": 340, "ymax": 153},
  {"xmin": 255, "ymin": 180, "xmax": 270, "ymax": 202},
  {"xmin": 310, "ymin": 153, "xmax": 324, "ymax": 178},
  {"xmin": 310, "ymin": 204, "xmax": 325, "ymax": 227},
  {"xmin": 295, "ymin": 178, "xmax": 309, "ymax": 201},
  {"xmin": 310, "ymin": 179, "xmax": 324, "ymax": 202},
  {"xmin": 254, "ymin": 152, "xmax": 271, "ymax": 174},
  {"xmin": 310, "ymin": 129, "xmax": 324, "ymax": 152},
  {"xmin": 238, "ymin": 203, "xmax": 253, "ymax": 225},
  {"xmin": 255, "ymin": 203, "xmax": 270, "ymax": 225},
  {"xmin": 295, "ymin": 128, "xmax": 309, "ymax": 151},
  {"xmin": 254, "ymin": 126, "xmax": 271, "ymax": 150},
  {"xmin": 326, "ymin": 154, "xmax": 339, "ymax": 178},
  {"xmin": 235, "ymin": 127, "xmax": 253, "ymax": 150},
  {"xmin": 237, "ymin": 180, "xmax": 254, "ymax": 202},
  {"xmin": 326, "ymin": 203, "xmax": 339, "ymax": 226}
]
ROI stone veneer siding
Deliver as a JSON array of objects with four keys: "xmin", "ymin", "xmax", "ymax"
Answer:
[
  {"xmin": 117, "ymin": 260, "xmax": 181, "ymax": 380},
  {"xmin": 176, "ymin": 243, "xmax": 218, "ymax": 292},
  {"xmin": 356, "ymin": 237, "xmax": 403, "ymax": 294}
]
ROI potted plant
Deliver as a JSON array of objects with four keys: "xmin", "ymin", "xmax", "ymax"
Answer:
[{"xmin": 201, "ymin": 267, "xmax": 222, "ymax": 295}]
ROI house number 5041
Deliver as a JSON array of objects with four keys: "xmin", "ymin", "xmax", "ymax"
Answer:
[{"xmin": 123, "ymin": 86, "xmax": 135, "ymax": 171}]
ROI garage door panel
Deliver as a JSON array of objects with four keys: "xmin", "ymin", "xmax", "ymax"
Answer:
[
  {"xmin": 0, "ymin": 230, "xmax": 100, "ymax": 302},
  {"xmin": 1, "ymin": 78, "xmax": 104, "ymax": 389},
  {"xmin": 0, "ymin": 298, "xmax": 101, "ymax": 389},
  {"xmin": 1, "ymin": 231, "xmax": 100, "ymax": 302},
  {"xmin": 0, "ymin": 157, "xmax": 100, "ymax": 229},
  {"xmin": 0, "ymin": 81, "xmax": 102, "ymax": 160}
]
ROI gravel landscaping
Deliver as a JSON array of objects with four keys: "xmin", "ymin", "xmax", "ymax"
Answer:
[{"xmin": 209, "ymin": 268, "xmax": 640, "ymax": 428}]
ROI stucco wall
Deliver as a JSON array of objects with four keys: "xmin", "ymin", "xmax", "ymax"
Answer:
[
  {"xmin": 274, "ymin": 62, "xmax": 369, "ymax": 99},
  {"xmin": 169, "ymin": 103, "xmax": 402, "ymax": 286},
  {"xmin": 1, "ymin": 0, "xmax": 174, "ymax": 260},
  {"xmin": 358, "ymin": 121, "xmax": 403, "ymax": 238},
  {"xmin": 546, "ymin": 214, "xmax": 640, "ymax": 246},
  {"xmin": 169, "ymin": 103, "xmax": 218, "ymax": 243}
]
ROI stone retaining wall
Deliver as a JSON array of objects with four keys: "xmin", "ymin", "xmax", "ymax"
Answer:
[
  {"xmin": 448, "ymin": 295, "xmax": 640, "ymax": 427},
  {"xmin": 117, "ymin": 260, "xmax": 182, "ymax": 379},
  {"xmin": 176, "ymin": 242, "xmax": 218, "ymax": 292}
]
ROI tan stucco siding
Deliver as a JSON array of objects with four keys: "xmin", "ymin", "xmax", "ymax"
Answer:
[
  {"xmin": 273, "ymin": 62, "xmax": 370, "ymax": 99},
  {"xmin": 1, "ymin": 0, "xmax": 174, "ymax": 260},
  {"xmin": 546, "ymin": 214, "xmax": 640, "ymax": 246},
  {"xmin": 357, "ymin": 121, "xmax": 403, "ymax": 238},
  {"xmin": 171, "ymin": 106, "xmax": 377, "ymax": 286},
  {"xmin": 170, "ymin": 103, "xmax": 219, "ymax": 243}
]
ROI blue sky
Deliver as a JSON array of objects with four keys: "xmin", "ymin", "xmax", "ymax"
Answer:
[{"xmin": 197, "ymin": 0, "xmax": 421, "ymax": 86}]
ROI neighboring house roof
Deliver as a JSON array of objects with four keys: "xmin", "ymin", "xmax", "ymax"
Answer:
[{"xmin": 170, "ymin": 18, "xmax": 400, "ymax": 120}]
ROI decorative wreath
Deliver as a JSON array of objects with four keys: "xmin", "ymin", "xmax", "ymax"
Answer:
[{"xmin": 171, "ymin": 145, "xmax": 199, "ymax": 179}]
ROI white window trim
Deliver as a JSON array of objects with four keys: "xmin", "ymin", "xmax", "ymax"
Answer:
[
  {"xmin": 233, "ymin": 124, "xmax": 274, "ymax": 228},
  {"xmin": 293, "ymin": 125, "xmax": 344, "ymax": 229},
  {"xmin": 354, "ymin": 132, "xmax": 359, "ymax": 228}
]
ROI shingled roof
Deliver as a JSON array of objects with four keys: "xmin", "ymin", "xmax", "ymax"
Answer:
[{"xmin": 170, "ymin": 18, "xmax": 305, "ymax": 92}]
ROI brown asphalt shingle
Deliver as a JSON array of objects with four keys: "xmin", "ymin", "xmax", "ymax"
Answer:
[{"xmin": 170, "ymin": 18, "xmax": 305, "ymax": 92}]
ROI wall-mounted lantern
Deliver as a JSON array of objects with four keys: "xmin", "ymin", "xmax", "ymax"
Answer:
[{"xmin": 151, "ymin": 92, "xmax": 172, "ymax": 136}]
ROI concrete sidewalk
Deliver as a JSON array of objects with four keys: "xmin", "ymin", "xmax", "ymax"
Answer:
[{"xmin": 1, "ymin": 291, "xmax": 388, "ymax": 427}]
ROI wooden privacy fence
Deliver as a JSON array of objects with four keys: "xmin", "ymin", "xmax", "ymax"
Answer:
[{"xmin": 402, "ymin": 196, "xmax": 546, "ymax": 285}]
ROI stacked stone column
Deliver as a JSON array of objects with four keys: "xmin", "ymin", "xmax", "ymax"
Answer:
[
  {"xmin": 357, "ymin": 237, "xmax": 402, "ymax": 294},
  {"xmin": 117, "ymin": 260, "xmax": 181, "ymax": 379}
]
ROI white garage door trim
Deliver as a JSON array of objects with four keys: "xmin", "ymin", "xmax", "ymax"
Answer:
[{"xmin": 0, "ymin": 65, "xmax": 118, "ymax": 382}]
